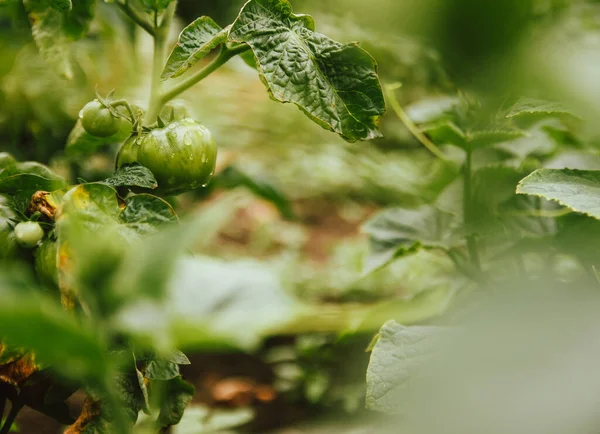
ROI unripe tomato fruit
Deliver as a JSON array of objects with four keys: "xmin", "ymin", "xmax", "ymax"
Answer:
[
  {"xmin": 14, "ymin": 221, "xmax": 44, "ymax": 248},
  {"xmin": 80, "ymin": 100, "xmax": 120, "ymax": 137},
  {"xmin": 117, "ymin": 119, "xmax": 217, "ymax": 195}
]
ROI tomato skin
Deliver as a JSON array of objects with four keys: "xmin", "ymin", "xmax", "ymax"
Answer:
[
  {"xmin": 115, "ymin": 135, "xmax": 140, "ymax": 169},
  {"xmin": 117, "ymin": 119, "xmax": 217, "ymax": 195},
  {"xmin": 80, "ymin": 100, "xmax": 120, "ymax": 137},
  {"xmin": 14, "ymin": 221, "xmax": 44, "ymax": 249}
]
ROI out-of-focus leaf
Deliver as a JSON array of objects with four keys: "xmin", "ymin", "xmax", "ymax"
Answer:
[
  {"xmin": 365, "ymin": 320, "xmax": 442, "ymax": 413},
  {"xmin": 23, "ymin": 0, "xmax": 95, "ymax": 79},
  {"xmin": 64, "ymin": 397, "xmax": 109, "ymax": 434},
  {"xmin": 172, "ymin": 405, "xmax": 254, "ymax": 434},
  {"xmin": 115, "ymin": 256, "xmax": 301, "ymax": 351},
  {"xmin": 162, "ymin": 17, "xmax": 229, "ymax": 80},
  {"xmin": 46, "ymin": 0, "xmax": 71, "ymax": 12},
  {"xmin": 216, "ymin": 166, "xmax": 295, "ymax": 219},
  {"xmin": 101, "ymin": 164, "xmax": 158, "ymax": 190},
  {"xmin": 405, "ymin": 95, "xmax": 461, "ymax": 124},
  {"xmin": 156, "ymin": 376, "xmax": 195, "ymax": 429},
  {"xmin": 466, "ymin": 129, "xmax": 524, "ymax": 151},
  {"xmin": 65, "ymin": 119, "xmax": 130, "ymax": 157},
  {"xmin": 517, "ymin": 168, "xmax": 600, "ymax": 219},
  {"xmin": 421, "ymin": 120, "xmax": 466, "ymax": 147},
  {"xmin": 0, "ymin": 273, "xmax": 109, "ymax": 386},
  {"xmin": 228, "ymin": 0, "xmax": 385, "ymax": 142},
  {"xmin": 506, "ymin": 97, "xmax": 579, "ymax": 127},
  {"xmin": 362, "ymin": 205, "xmax": 462, "ymax": 273}
]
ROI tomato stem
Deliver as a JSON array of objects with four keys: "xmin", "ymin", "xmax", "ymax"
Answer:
[
  {"xmin": 385, "ymin": 84, "xmax": 448, "ymax": 161},
  {"xmin": 144, "ymin": 2, "xmax": 177, "ymax": 125},
  {"xmin": 159, "ymin": 44, "xmax": 251, "ymax": 106},
  {"xmin": 116, "ymin": 1, "xmax": 154, "ymax": 36},
  {"xmin": 463, "ymin": 150, "xmax": 481, "ymax": 271}
]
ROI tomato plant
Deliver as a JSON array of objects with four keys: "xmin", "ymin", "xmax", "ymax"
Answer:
[{"xmin": 2, "ymin": 0, "xmax": 600, "ymax": 433}]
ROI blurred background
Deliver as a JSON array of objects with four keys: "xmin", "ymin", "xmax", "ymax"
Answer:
[{"xmin": 2, "ymin": 0, "xmax": 600, "ymax": 432}]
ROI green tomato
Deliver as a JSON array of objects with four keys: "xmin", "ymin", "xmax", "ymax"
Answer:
[
  {"xmin": 80, "ymin": 99, "xmax": 120, "ymax": 137},
  {"xmin": 117, "ymin": 119, "xmax": 217, "ymax": 194},
  {"xmin": 0, "ymin": 198, "xmax": 17, "ymax": 259},
  {"xmin": 14, "ymin": 221, "xmax": 44, "ymax": 249},
  {"xmin": 115, "ymin": 135, "xmax": 140, "ymax": 168}
]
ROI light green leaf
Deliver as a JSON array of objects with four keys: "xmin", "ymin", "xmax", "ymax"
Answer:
[
  {"xmin": 506, "ymin": 97, "xmax": 579, "ymax": 126},
  {"xmin": 162, "ymin": 17, "xmax": 229, "ymax": 80},
  {"xmin": 144, "ymin": 360, "xmax": 180, "ymax": 381},
  {"xmin": 517, "ymin": 168, "xmax": 600, "ymax": 219},
  {"xmin": 173, "ymin": 405, "xmax": 253, "ymax": 434},
  {"xmin": 362, "ymin": 205, "xmax": 462, "ymax": 273},
  {"xmin": 405, "ymin": 95, "xmax": 461, "ymax": 124},
  {"xmin": 365, "ymin": 321, "xmax": 442, "ymax": 413},
  {"xmin": 101, "ymin": 164, "xmax": 158, "ymax": 191},
  {"xmin": 228, "ymin": 0, "xmax": 385, "ymax": 142}
]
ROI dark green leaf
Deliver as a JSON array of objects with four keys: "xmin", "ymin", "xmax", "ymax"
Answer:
[
  {"xmin": 162, "ymin": 17, "xmax": 229, "ymax": 80},
  {"xmin": 156, "ymin": 376, "xmax": 195, "ymax": 428},
  {"xmin": 46, "ymin": 0, "xmax": 71, "ymax": 12},
  {"xmin": 101, "ymin": 164, "xmax": 158, "ymax": 190},
  {"xmin": 517, "ymin": 168, "xmax": 600, "ymax": 219},
  {"xmin": 0, "ymin": 174, "xmax": 66, "ymax": 207},
  {"xmin": 119, "ymin": 194, "xmax": 177, "ymax": 233},
  {"xmin": 363, "ymin": 205, "xmax": 462, "ymax": 273},
  {"xmin": 228, "ymin": 0, "xmax": 385, "ymax": 142}
]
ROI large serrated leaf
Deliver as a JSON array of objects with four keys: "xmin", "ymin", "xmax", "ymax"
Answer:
[
  {"xmin": 365, "ymin": 321, "xmax": 442, "ymax": 413},
  {"xmin": 228, "ymin": 0, "xmax": 385, "ymax": 142},
  {"xmin": 162, "ymin": 17, "xmax": 229, "ymax": 80},
  {"xmin": 517, "ymin": 168, "xmax": 600, "ymax": 219},
  {"xmin": 362, "ymin": 205, "xmax": 462, "ymax": 273},
  {"xmin": 506, "ymin": 97, "xmax": 578, "ymax": 123}
]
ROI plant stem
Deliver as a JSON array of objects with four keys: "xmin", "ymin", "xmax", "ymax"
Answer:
[
  {"xmin": 385, "ymin": 84, "xmax": 448, "ymax": 161},
  {"xmin": 144, "ymin": 3, "xmax": 177, "ymax": 125},
  {"xmin": 159, "ymin": 44, "xmax": 251, "ymax": 106},
  {"xmin": 0, "ymin": 402, "xmax": 22, "ymax": 434},
  {"xmin": 116, "ymin": 1, "xmax": 154, "ymax": 36},
  {"xmin": 0, "ymin": 396, "xmax": 5, "ymax": 426},
  {"xmin": 109, "ymin": 99, "xmax": 136, "ymax": 123},
  {"xmin": 463, "ymin": 150, "xmax": 481, "ymax": 270}
]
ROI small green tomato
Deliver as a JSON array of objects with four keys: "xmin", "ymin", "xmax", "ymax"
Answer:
[
  {"xmin": 80, "ymin": 100, "xmax": 120, "ymax": 137},
  {"xmin": 14, "ymin": 221, "xmax": 44, "ymax": 249}
]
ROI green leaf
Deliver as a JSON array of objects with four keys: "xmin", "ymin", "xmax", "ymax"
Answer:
[
  {"xmin": 101, "ymin": 164, "xmax": 158, "ymax": 190},
  {"xmin": 517, "ymin": 169, "xmax": 600, "ymax": 219},
  {"xmin": 228, "ymin": 0, "xmax": 385, "ymax": 142},
  {"xmin": 47, "ymin": 0, "xmax": 71, "ymax": 12},
  {"xmin": 162, "ymin": 17, "xmax": 229, "ymax": 80},
  {"xmin": 144, "ymin": 360, "xmax": 180, "ymax": 381},
  {"xmin": 0, "ymin": 273, "xmax": 109, "ymax": 386},
  {"xmin": 173, "ymin": 405, "xmax": 254, "ymax": 433},
  {"xmin": 362, "ymin": 205, "xmax": 462, "ymax": 273},
  {"xmin": 365, "ymin": 320, "xmax": 441, "ymax": 413},
  {"xmin": 215, "ymin": 166, "xmax": 295, "ymax": 219},
  {"xmin": 506, "ymin": 97, "xmax": 579, "ymax": 127},
  {"xmin": 23, "ymin": 0, "xmax": 95, "ymax": 79},
  {"xmin": 156, "ymin": 377, "xmax": 195, "ymax": 429},
  {"xmin": 405, "ymin": 95, "xmax": 461, "ymax": 124},
  {"xmin": 421, "ymin": 120, "xmax": 466, "ymax": 147}
]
